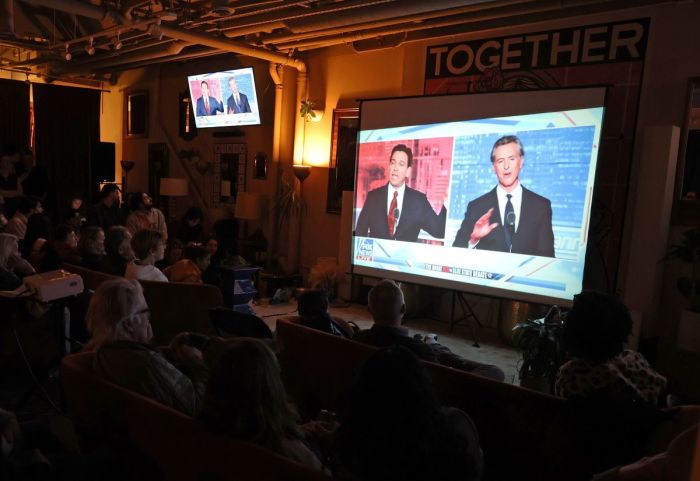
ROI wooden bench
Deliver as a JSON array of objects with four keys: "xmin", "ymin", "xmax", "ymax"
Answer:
[
  {"xmin": 275, "ymin": 319, "xmax": 585, "ymax": 481},
  {"xmin": 60, "ymin": 351, "xmax": 330, "ymax": 481}
]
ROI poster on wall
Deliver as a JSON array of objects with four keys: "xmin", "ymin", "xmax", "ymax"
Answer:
[{"xmin": 424, "ymin": 18, "xmax": 649, "ymax": 291}]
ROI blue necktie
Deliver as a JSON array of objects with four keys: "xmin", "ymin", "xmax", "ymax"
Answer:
[{"xmin": 504, "ymin": 194, "xmax": 514, "ymax": 251}]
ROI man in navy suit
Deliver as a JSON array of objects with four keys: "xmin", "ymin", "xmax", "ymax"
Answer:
[
  {"xmin": 354, "ymin": 144, "xmax": 447, "ymax": 243},
  {"xmin": 453, "ymin": 135, "xmax": 555, "ymax": 257},
  {"xmin": 195, "ymin": 81, "xmax": 223, "ymax": 116},
  {"xmin": 226, "ymin": 77, "xmax": 251, "ymax": 114}
]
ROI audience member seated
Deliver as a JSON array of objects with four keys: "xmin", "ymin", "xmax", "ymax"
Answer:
[
  {"xmin": 98, "ymin": 226, "xmax": 133, "ymax": 276},
  {"xmin": 354, "ymin": 279, "xmax": 504, "ymax": 380},
  {"xmin": 296, "ymin": 289, "xmax": 352, "ymax": 338},
  {"xmin": 18, "ymin": 149, "xmax": 48, "ymax": 202},
  {"xmin": 175, "ymin": 207, "xmax": 204, "ymax": 244},
  {"xmin": 126, "ymin": 192, "xmax": 168, "ymax": 242},
  {"xmin": 334, "ymin": 345, "xmax": 484, "ymax": 481},
  {"xmin": 40, "ymin": 224, "xmax": 81, "ymax": 272},
  {"xmin": 5, "ymin": 196, "xmax": 42, "ymax": 240},
  {"xmin": 0, "ymin": 233, "xmax": 35, "ymax": 290},
  {"xmin": 163, "ymin": 244, "xmax": 210, "ymax": 283},
  {"xmin": 556, "ymin": 291, "xmax": 673, "ymax": 475},
  {"xmin": 556, "ymin": 291, "xmax": 666, "ymax": 404},
  {"xmin": 0, "ymin": 196, "xmax": 8, "ymax": 232},
  {"xmin": 592, "ymin": 422, "xmax": 698, "ymax": 481},
  {"xmin": 199, "ymin": 338, "xmax": 326, "ymax": 472},
  {"xmin": 86, "ymin": 183, "xmax": 124, "ymax": 231},
  {"xmin": 202, "ymin": 235, "xmax": 221, "ymax": 286},
  {"xmin": 155, "ymin": 238, "xmax": 184, "ymax": 271},
  {"xmin": 84, "ymin": 278, "xmax": 209, "ymax": 416},
  {"xmin": 125, "ymin": 230, "xmax": 168, "ymax": 282},
  {"xmin": 21, "ymin": 210, "xmax": 51, "ymax": 267},
  {"xmin": 62, "ymin": 196, "xmax": 87, "ymax": 230},
  {"xmin": 0, "ymin": 147, "xmax": 22, "ymax": 215},
  {"xmin": 78, "ymin": 226, "xmax": 106, "ymax": 271}
]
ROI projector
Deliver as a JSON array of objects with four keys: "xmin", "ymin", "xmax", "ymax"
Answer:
[{"xmin": 23, "ymin": 270, "xmax": 84, "ymax": 302}]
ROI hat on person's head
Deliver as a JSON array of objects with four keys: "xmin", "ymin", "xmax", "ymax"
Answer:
[{"xmin": 99, "ymin": 183, "xmax": 121, "ymax": 198}]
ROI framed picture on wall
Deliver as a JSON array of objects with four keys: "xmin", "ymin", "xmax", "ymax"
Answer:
[
  {"xmin": 326, "ymin": 108, "xmax": 359, "ymax": 214},
  {"xmin": 125, "ymin": 90, "xmax": 148, "ymax": 138}
]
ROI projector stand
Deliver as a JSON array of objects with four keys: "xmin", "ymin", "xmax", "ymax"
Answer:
[{"xmin": 450, "ymin": 291, "xmax": 482, "ymax": 348}]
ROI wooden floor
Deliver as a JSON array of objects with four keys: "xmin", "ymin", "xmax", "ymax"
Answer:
[{"xmin": 254, "ymin": 299, "xmax": 522, "ymax": 384}]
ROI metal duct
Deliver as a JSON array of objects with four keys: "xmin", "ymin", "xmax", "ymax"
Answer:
[{"xmin": 21, "ymin": 0, "xmax": 126, "ymax": 24}]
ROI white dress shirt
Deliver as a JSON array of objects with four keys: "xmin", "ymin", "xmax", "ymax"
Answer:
[{"xmin": 496, "ymin": 182, "xmax": 523, "ymax": 233}]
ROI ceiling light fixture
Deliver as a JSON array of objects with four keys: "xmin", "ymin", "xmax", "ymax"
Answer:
[
  {"xmin": 113, "ymin": 31, "xmax": 122, "ymax": 50},
  {"xmin": 85, "ymin": 37, "xmax": 95, "ymax": 56},
  {"xmin": 64, "ymin": 43, "xmax": 72, "ymax": 61},
  {"xmin": 148, "ymin": 21, "xmax": 163, "ymax": 40}
]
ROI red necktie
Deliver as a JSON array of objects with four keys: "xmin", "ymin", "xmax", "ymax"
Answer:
[
  {"xmin": 387, "ymin": 190, "xmax": 398, "ymax": 238},
  {"xmin": 205, "ymin": 98, "xmax": 210, "ymax": 114}
]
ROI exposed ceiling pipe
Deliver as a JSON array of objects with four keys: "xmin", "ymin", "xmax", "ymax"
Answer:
[
  {"xmin": 20, "ymin": 0, "xmax": 127, "ymax": 24},
  {"xmin": 82, "ymin": 47, "xmax": 222, "ymax": 74},
  {"xmin": 158, "ymin": 24, "xmax": 306, "ymax": 72},
  {"xmin": 19, "ymin": 0, "xmax": 307, "ymax": 73},
  {"xmin": 282, "ymin": 0, "xmax": 496, "ymax": 34},
  {"xmin": 186, "ymin": 0, "xmax": 314, "ymax": 28},
  {"xmin": 285, "ymin": 0, "xmax": 668, "ymax": 52},
  {"xmin": 217, "ymin": 0, "xmax": 394, "ymax": 34},
  {"xmin": 265, "ymin": 0, "xmax": 535, "ymax": 45},
  {"xmin": 63, "ymin": 41, "xmax": 192, "ymax": 73}
]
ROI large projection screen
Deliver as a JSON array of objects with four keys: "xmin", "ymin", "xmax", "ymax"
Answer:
[{"xmin": 352, "ymin": 87, "xmax": 606, "ymax": 306}]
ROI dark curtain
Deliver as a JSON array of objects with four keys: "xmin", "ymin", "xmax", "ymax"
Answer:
[
  {"xmin": 0, "ymin": 78, "xmax": 30, "ymax": 150},
  {"xmin": 33, "ymin": 83, "xmax": 100, "ymax": 213}
]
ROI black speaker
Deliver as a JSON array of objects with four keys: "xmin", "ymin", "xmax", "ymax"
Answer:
[{"xmin": 91, "ymin": 142, "xmax": 115, "ymax": 185}]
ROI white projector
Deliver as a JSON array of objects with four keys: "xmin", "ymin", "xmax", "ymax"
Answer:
[{"xmin": 23, "ymin": 270, "xmax": 84, "ymax": 302}]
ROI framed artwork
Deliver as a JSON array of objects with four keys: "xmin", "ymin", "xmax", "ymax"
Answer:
[
  {"xmin": 214, "ymin": 143, "xmax": 247, "ymax": 206},
  {"xmin": 125, "ymin": 90, "xmax": 148, "ymax": 138},
  {"xmin": 326, "ymin": 108, "xmax": 359, "ymax": 214}
]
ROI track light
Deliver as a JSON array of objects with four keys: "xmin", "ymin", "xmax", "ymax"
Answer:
[
  {"xmin": 85, "ymin": 37, "xmax": 95, "ymax": 56},
  {"xmin": 148, "ymin": 21, "xmax": 163, "ymax": 40},
  {"xmin": 64, "ymin": 43, "xmax": 72, "ymax": 61},
  {"xmin": 113, "ymin": 32, "xmax": 122, "ymax": 51}
]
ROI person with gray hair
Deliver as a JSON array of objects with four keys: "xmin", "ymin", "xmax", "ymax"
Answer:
[
  {"xmin": 354, "ymin": 279, "xmax": 505, "ymax": 381},
  {"xmin": 84, "ymin": 278, "xmax": 208, "ymax": 415},
  {"xmin": 453, "ymin": 134, "xmax": 554, "ymax": 257},
  {"xmin": 0, "ymin": 232, "xmax": 35, "ymax": 291}
]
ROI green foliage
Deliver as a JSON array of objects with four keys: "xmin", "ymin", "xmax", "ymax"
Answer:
[
  {"xmin": 273, "ymin": 178, "xmax": 307, "ymax": 231},
  {"xmin": 665, "ymin": 227, "xmax": 700, "ymax": 312},
  {"xmin": 512, "ymin": 307, "xmax": 565, "ymax": 391},
  {"xmin": 300, "ymin": 99, "xmax": 316, "ymax": 121}
]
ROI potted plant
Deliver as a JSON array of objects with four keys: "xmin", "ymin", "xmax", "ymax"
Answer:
[{"xmin": 512, "ymin": 305, "xmax": 565, "ymax": 393}]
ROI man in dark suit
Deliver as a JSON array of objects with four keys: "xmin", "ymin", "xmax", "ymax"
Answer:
[
  {"xmin": 195, "ymin": 81, "xmax": 223, "ymax": 116},
  {"xmin": 354, "ymin": 144, "xmax": 447, "ymax": 243},
  {"xmin": 453, "ymin": 135, "xmax": 554, "ymax": 257},
  {"xmin": 226, "ymin": 77, "xmax": 251, "ymax": 114}
]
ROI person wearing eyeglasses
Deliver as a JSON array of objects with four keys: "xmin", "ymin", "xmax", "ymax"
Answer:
[
  {"xmin": 84, "ymin": 278, "xmax": 209, "ymax": 415},
  {"xmin": 452, "ymin": 135, "xmax": 554, "ymax": 257}
]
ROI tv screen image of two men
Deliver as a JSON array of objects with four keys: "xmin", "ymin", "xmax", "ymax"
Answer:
[
  {"xmin": 187, "ymin": 67, "xmax": 261, "ymax": 128},
  {"xmin": 354, "ymin": 135, "xmax": 554, "ymax": 258},
  {"xmin": 194, "ymin": 77, "xmax": 251, "ymax": 117}
]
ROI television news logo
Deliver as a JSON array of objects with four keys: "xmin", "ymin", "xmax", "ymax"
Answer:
[{"xmin": 356, "ymin": 238, "xmax": 374, "ymax": 262}]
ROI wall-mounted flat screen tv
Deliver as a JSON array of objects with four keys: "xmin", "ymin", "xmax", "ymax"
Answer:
[{"xmin": 187, "ymin": 66, "xmax": 260, "ymax": 128}]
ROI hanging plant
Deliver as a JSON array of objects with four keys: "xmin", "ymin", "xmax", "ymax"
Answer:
[{"xmin": 300, "ymin": 99, "xmax": 317, "ymax": 122}]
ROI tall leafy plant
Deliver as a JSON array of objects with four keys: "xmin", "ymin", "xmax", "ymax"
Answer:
[{"xmin": 512, "ymin": 306, "xmax": 565, "ymax": 393}]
